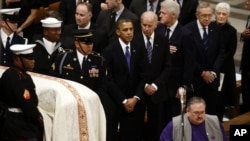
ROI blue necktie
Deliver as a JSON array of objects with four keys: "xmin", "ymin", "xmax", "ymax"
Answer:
[
  {"xmin": 125, "ymin": 46, "xmax": 131, "ymax": 71},
  {"xmin": 203, "ymin": 27, "xmax": 208, "ymax": 49},
  {"xmin": 146, "ymin": 37, "xmax": 153, "ymax": 63}
]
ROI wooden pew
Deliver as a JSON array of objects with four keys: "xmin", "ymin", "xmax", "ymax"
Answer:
[{"xmin": 222, "ymin": 112, "xmax": 250, "ymax": 139}]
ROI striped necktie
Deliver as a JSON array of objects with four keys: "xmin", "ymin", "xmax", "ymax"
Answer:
[{"xmin": 146, "ymin": 37, "xmax": 153, "ymax": 63}]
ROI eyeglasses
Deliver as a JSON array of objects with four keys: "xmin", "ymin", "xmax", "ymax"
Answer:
[
  {"xmin": 199, "ymin": 14, "xmax": 212, "ymax": 19},
  {"xmin": 190, "ymin": 111, "xmax": 205, "ymax": 116}
]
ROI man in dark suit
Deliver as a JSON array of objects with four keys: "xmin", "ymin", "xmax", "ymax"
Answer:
[
  {"xmin": 61, "ymin": 2, "xmax": 96, "ymax": 50},
  {"xmin": 0, "ymin": 8, "xmax": 27, "ymax": 66},
  {"xmin": 59, "ymin": 0, "xmax": 102, "ymax": 25},
  {"xmin": 133, "ymin": 11, "xmax": 170, "ymax": 141},
  {"xmin": 95, "ymin": 0, "xmax": 139, "ymax": 53},
  {"xmin": 129, "ymin": 0, "xmax": 163, "ymax": 18},
  {"xmin": 103, "ymin": 19, "xmax": 145, "ymax": 141},
  {"xmin": 178, "ymin": 0, "xmax": 198, "ymax": 25},
  {"xmin": 240, "ymin": 0, "xmax": 250, "ymax": 113},
  {"xmin": 157, "ymin": 0, "xmax": 195, "ymax": 124},
  {"xmin": 185, "ymin": 2, "xmax": 225, "ymax": 116}
]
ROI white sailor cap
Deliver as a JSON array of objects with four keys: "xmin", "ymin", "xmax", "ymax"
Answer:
[
  {"xmin": 0, "ymin": 8, "xmax": 21, "ymax": 22},
  {"xmin": 0, "ymin": 8, "xmax": 21, "ymax": 15},
  {"xmin": 41, "ymin": 17, "xmax": 62, "ymax": 28},
  {"xmin": 10, "ymin": 44, "xmax": 36, "ymax": 55}
]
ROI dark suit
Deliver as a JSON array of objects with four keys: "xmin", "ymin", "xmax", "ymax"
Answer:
[
  {"xmin": 102, "ymin": 39, "xmax": 145, "ymax": 141},
  {"xmin": 156, "ymin": 22, "xmax": 195, "ymax": 123},
  {"xmin": 95, "ymin": 8, "xmax": 139, "ymax": 53},
  {"xmin": 185, "ymin": 20, "xmax": 225, "ymax": 115},
  {"xmin": 133, "ymin": 31, "xmax": 169, "ymax": 141},
  {"xmin": 59, "ymin": 0, "xmax": 102, "ymax": 25},
  {"xmin": 240, "ymin": 15, "xmax": 250, "ymax": 113},
  {"xmin": 0, "ymin": 33, "xmax": 26, "ymax": 66},
  {"xmin": 178, "ymin": 0, "xmax": 198, "ymax": 25},
  {"xmin": 129, "ymin": 0, "xmax": 163, "ymax": 18},
  {"xmin": 32, "ymin": 37, "xmax": 65, "ymax": 75},
  {"xmin": 213, "ymin": 21, "xmax": 237, "ymax": 121}
]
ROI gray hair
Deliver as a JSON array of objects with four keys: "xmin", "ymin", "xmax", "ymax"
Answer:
[
  {"xmin": 215, "ymin": 2, "xmax": 230, "ymax": 14},
  {"xmin": 141, "ymin": 11, "xmax": 158, "ymax": 22},
  {"xmin": 160, "ymin": 0, "xmax": 180, "ymax": 18},
  {"xmin": 186, "ymin": 96, "xmax": 206, "ymax": 110},
  {"xmin": 196, "ymin": 2, "xmax": 213, "ymax": 14}
]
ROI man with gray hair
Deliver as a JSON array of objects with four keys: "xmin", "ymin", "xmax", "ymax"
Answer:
[
  {"xmin": 185, "ymin": 2, "xmax": 225, "ymax": 117},
  {"xmin": 133, "ymin": 10, "xmax": 170, "ymax": 141},
  {"xmin": 160, "ymin": 96, "xmax": 228, "ymax": 141},
  {"xmin": 157, "ymin": 0, "xmax": 195, "ymax": 125}
]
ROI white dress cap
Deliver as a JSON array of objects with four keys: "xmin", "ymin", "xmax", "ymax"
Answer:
[
  {"xmin": 0, "ymin": 8, "xmax": 21, "ymax": 15},
  {"xmin": 10, "ymin": 44, "xmax": 36, "ymax": 55},
  {"xmin": 41, "ymin": 17, "xmax": 62, "ymax": 28}
]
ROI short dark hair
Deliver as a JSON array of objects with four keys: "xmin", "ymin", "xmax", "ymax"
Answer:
[{"xmin": 116, "ymin": 18, "xmax": 133, "ymax": 29}]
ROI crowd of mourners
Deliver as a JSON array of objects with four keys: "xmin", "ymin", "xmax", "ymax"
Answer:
[{"xmin": 1, "ymin": 0, "xmax": 250, "ymax": 141}]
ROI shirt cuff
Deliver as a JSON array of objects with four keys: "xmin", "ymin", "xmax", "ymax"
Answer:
[
  {"xmin": 122, "ymin": 99, "xmax": 128, "ymax": 104},
  {"xmin": 152, "ymin": 83, "xmax": 158, "ymax": 91},
  {"xmin": 133, "ymin": 96, "xmax": 140, "ymax": 100}
]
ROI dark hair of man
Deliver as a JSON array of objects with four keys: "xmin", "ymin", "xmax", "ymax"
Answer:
[
  {"xmin": 45, "ymin": 10, "xmax": 63, "ymax": 21},
  {"xmin": 116, "ymin": 18, "xmax": 133, "ymax": 29}
]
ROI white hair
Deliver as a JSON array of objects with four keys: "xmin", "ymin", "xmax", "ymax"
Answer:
[
  {"xmin": 160, "ymin": 0, "xmax": 180, "ymax": 18},
  {"xmin": 215, "ymin": 2, "xmax": 230, "ymax": 14}
]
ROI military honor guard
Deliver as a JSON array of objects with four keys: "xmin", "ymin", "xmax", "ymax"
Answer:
[
  {"xmin": 0, "ymin": 44, "xmax": 44, "ymax": 141},
  {"xmin": 0, "ymin": 8, "xmax": 27, "ymax": 66},
  {"xmin": 50, "ymin": 29, "xmax": 107, "ymax": 98},
  {"xmin": 32, "ymin": 17, "xmax": 65, "ymax": 75}
]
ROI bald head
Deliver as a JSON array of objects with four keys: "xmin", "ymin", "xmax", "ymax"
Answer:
[{"xmin": 140, "ymin": 11, "xmax": 158, "ymax": 37}]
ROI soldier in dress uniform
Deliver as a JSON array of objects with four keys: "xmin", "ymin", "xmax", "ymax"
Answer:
[
  {"xmin": 50, "ymin": 29, "xmax": 107, "ymax": 98},
  {"xmin": 32, "ymin": 17, "xmax": 65, "ymax": 75},
  {"xmin": 0, "ymin": 8, "xmax": 27, "ymax": 66},
  {"xmin": 0, "ymin": 44, "xmax": 44, "ymax": 141}
]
